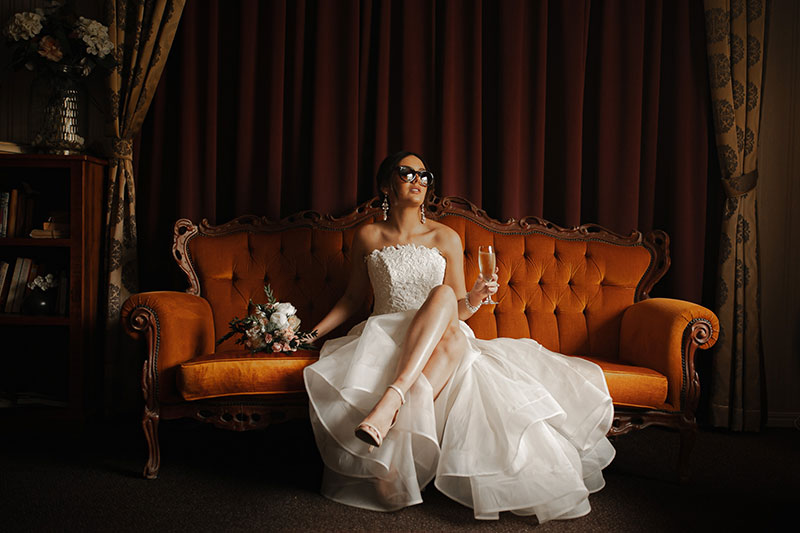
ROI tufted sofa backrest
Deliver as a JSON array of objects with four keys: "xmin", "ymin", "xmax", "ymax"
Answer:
[{"xmin": 175, "ymin": 196, "xmax": 669, "ymax": 360}]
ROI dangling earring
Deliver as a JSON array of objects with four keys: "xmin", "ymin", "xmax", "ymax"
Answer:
[
  {"xmin": 382, "ymin": 194, "xmax": 389, "ymax": 221},
  {"xmin": 420, "ymin": 204, "xmax": 426, "ymax": 224}
]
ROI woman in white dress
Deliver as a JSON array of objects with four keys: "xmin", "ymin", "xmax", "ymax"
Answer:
[{"xmin": 303, "ymin": 151, "xmax": 615, "ymax": 522}]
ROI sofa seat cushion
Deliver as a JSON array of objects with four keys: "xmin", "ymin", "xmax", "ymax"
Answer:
[
  {"xmin": 178, "ymin": 350, "xmax": 320, "ymax": 401},
  {"xmin": 578, "ymin": 356, "xmax": 669, "ymax": 410}
]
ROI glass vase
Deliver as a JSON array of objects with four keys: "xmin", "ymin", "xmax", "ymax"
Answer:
[
  {"xmin": 22, "ymin": 288, "xmax": 57, "ymax": 315},
  {"xmin": 29, "ymin": 65, "xmax": 87, "ymax": 155}
]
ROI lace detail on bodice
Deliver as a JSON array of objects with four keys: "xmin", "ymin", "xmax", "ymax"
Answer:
[{"xmin": 366, "ymin": 244, "xmax": 446, "ymax": 315}]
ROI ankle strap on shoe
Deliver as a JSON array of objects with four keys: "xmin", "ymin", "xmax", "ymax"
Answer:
[{"xmin": 387, "ymin": 384, "xmax": 406, "ymax": 405}]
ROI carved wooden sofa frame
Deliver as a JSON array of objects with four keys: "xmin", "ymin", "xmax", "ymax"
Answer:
[{"xmin": 122, "ymin": 195, "xmax": 718, "ymax": 481}]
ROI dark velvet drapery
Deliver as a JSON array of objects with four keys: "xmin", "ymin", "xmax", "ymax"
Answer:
[{"xmin": 135, "ymin": 0, "xmax": 718, "ymax": 308}]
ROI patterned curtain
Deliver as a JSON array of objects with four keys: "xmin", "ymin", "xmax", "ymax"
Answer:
[
  {"xmin": 104, "ymin": 0, "xmax": 185, "ymax": 413},
  {"xmin": 703, "ymin": 0, "xmax": 766, "ymax": 430}
]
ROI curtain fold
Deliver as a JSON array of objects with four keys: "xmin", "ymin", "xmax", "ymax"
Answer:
[
  {"xmin": 703, "ymin": 0, "xmax": 767, "ymax": 431},
  {"xmin": 104, "ymin": 0, "xmax": 185, "ymax": 414}
]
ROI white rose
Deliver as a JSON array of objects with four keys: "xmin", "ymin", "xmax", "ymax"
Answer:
[
  {"xmin": 274, "ymin": 302, "xmax": 296, "ymax": 316},
  {"xmin": 269, "ymin": 312, "xmax": 289, "ymax": 330}
]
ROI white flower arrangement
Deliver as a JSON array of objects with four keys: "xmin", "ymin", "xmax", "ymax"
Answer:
[
  {"xmin": 217, "ymin": 285, "xmax": 316, "ymax": 354},
  {"xmin": 28, "ymin": 273, "xmax": 58, "ymax": 291},
  {"xmin": 3, "ymin": 1, "xmax": 116, "ymax": 78}
]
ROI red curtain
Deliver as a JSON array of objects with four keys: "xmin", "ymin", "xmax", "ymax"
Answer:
[{"xmin": 135, "ymin": 0, "xmax": 719, "ymax": 306}]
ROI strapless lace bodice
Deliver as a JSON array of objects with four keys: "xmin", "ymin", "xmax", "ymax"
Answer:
[{"xmin": 366, "ymin": 244, "xmax": 446, "ymax": 315}]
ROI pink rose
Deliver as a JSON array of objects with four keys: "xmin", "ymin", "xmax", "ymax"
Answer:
[
  {"xmin": 272, "ymin": 343, "xmax": 283, "ymax": 352},
  {"xmin": 263, "ymin": 333, "xmax": 273, "ymax": 343},
  {"xmin": 38, "ymin": 35, "xmax": 63, "ymax": 62}
]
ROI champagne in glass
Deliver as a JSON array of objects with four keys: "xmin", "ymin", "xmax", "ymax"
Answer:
[{"xmin": 478, "ymin": 245, "xmax": 499, "ymax": 304}]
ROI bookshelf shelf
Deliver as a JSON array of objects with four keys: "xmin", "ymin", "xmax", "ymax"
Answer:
[{"xmin": 0, "ymin": 153, "xmax": 105, "ymax": 421}]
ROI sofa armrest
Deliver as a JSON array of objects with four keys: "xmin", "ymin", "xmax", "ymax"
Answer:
[
  {"xmin": 619, "ymin": 297, "xmax": 719, "ymax": 412},
  {"xmin": 121, "ymin": 291, "xmax": 215, "ymax": 404}
]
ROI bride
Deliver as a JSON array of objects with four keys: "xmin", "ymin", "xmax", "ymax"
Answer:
[{"xmin": 303, "ymin": 151, "xmax": 615, "ymax": 522}]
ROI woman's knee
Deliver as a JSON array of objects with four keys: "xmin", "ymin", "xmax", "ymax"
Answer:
[{"xmin": 427, "ymin": 284, "xmax": 457, "ymax": 309}]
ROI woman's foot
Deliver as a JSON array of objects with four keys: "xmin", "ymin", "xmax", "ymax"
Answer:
[{"xmin": 355, "ymin": 385, "xmax": 406, "ymax": 447}]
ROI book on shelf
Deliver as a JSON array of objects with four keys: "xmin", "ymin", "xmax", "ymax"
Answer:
[
  {"xmin": 30, "ymin": 229, "xmax": 69, "ymax": 239},
  {"xmin": 11, "ymin": 257, "xmax": 32, "ymax": 313},
  {"xmin": 0, "ymin": 141, "xmax": 28, "ymax": 154},
  {"xmin": 56, "ymin": 269, "xmax": 68, "ymax": 316},
  {"xmin": 4, "ymin": 257, "xmax": 24, "ymax": 313},
  {"xmin": 6, "ymin": 188, "xmax": 19, "ymax": 238},
  {"xmin": 30, "ymin": 211, "xmax": 70, "ymax": 238},
  {"xmin": 0, "ymin": 261, "xmax": 10, "ymax": 309},
  {"xmin": 22, "ymin": 261, "xmax": 39, "ymax": 301},
  {"xmin": 17, "ymin": 182, "xmax": 39, "ymax": 237},
  {"xmin": 0, "ymin": 191, "xmax": 9, "ymax": 237},
  {"xmin": 0, "ymin": 183, "xmax": 40, "ymax": 238}
]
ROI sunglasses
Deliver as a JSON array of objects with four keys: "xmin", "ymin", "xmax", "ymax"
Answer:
[{"xmin": 395, "ymin": 166, "xmax": 434, "ymax": 187}]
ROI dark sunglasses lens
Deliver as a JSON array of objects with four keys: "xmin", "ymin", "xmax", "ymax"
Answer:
[
  {"xmin": 397, "ymin": 166, "xmax": 415, "ymax": 182},
  {"xmin": 419, "ymin": 171, "xmax": 433, "ymax": 187}
]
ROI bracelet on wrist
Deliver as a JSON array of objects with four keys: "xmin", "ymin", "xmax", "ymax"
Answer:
[{"xmin": 464, "ymin": 293, "xmax": 481, "ymax": 313}]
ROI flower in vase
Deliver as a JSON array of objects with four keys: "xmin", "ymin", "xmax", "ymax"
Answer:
[
  {"xmin": 3, "ymin": 1, "xmax": 116, "ymax": 80},
  {"xmin": 74, "ymin": 16, "xmax": 113, "ymax": 59},
  {"xmin": 3, "ymin": 11, "xmax": 43, "ymax": 41},
  {"xmin": 27, "ymin": 273, "xmax": 58, "ymax": 291},
  {"xmin": 38, "ymin": 35, "xmax": 63, "ymax": 62}
]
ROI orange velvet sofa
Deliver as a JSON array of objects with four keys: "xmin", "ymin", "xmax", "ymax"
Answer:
[{"xmin": 122, "ymin": 196, "xmax": 718, "ymax": 480}]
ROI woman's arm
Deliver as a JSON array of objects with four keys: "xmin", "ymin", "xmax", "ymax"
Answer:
[
  {"xmin": 310, "ymin": 225, "xmax": 373, "ymax": 339},
  {"xmin": 439, "ymin": 229, "xmax": 496, "ymax": 321}
]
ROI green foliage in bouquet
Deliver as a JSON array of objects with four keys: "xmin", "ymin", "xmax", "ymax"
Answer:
[{"xmin": 216, "ymin": 285, "xmax": 317, "ymax": 354}]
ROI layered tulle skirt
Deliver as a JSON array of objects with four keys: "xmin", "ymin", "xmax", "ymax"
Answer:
[{"xmin": 303, "ymin": 310, "xmax": 615, "ymax": 522}]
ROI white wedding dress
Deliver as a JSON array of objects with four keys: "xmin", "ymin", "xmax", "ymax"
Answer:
[{"xmin": 303, "ymin": 244, "xmax": 615, "ymax": 522}]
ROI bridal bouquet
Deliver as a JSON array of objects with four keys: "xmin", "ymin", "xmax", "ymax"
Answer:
[{"xmin": 217, "ymin": 285, "xmax": 316, "ymax": 354}]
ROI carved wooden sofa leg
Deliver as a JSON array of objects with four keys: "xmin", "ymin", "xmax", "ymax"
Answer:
[
  {"xmin": 139, "ymin": 327, "xmax": 161, "ymax": 480},
  {"xmin": 610, "ymin": 410, "xmax": 700, "ymax": 483},
  {"xmin": 142, "ymin": 406, "xmax": 161, "ymax": 479}
]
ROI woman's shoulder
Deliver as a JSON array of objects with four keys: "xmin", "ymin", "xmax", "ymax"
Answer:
[
  {"xmin": 353, "ymin": 221, "xmax": 386, "ymax": 253},
  {"xmin": 427, "ymin": 221, "xmax": 462, "ymax": 255}
]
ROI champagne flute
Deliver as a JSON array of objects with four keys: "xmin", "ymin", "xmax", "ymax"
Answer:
[{"xmin": 478, "ymin": 245, "xmax": 499, "ymax": 304}]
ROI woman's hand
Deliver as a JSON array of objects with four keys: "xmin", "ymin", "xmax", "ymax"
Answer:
[{"xmin": 468, "ymin": 267, "xmax": 499, "ymax": 304}]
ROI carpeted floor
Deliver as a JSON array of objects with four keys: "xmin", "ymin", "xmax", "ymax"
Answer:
[{"xmin": 1, "ymin": 417, "xmax": 797, "ymax": 532}]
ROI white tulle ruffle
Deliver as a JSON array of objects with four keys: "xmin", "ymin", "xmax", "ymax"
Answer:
[{"xmin": 304, "ymin": 310, "xmax": 615, "ymax": 522}]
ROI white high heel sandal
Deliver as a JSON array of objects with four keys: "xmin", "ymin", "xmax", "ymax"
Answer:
[{"xmin": 354, "ymin": 384, "xmax": 406, "ymax": 448}]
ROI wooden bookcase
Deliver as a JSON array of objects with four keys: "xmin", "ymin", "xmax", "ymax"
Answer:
[{"xmin": 0, "ymin": 154, "xmax": 105, "ymax": 421}]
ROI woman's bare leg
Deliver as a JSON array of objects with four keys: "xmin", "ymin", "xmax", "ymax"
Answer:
[
  {"xmin": 358, "ymin": 285, "xmax": 466, "ymax": 440},
  {"xmin": 421, "ymin": 323, "xmax": 467, "ymax": 399}
]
